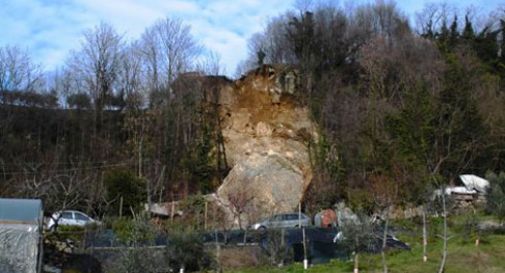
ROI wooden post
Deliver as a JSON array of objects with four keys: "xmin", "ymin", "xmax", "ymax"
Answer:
[
  {"xmin": 170, "ymin": 193, "xmax": 175, "ymax": 223},
  {"xmin": 354, "ymin": 253, "xmax": 359, "ymax": 273},
  {"xmin": 422, "ymin": 208, "xmax": 427, "ymax": 262},
  {"xmin": 171, "ymin": 200, "xmax": 175, "ymax": 223},
  {"xmin": 119, "ymin": 196, "xmax": 123, "ymax": 218},
  {"xmin": 474, "ymin": 208, "xmax": 480, "ymax": 247},
  {"xmin": 204, "ymin": 201, "xmax": 208, "ymax": 230},
  {"xmin": 381, "ymin": 207, "xmax": 389, "ymax": 273},
  {"xmin": 215, "ymin": 229, "xmax": 221, "ymax": 272},
  {"xmin": 243, "ymin": 228, "xmax": 248, "ymax": 245},
  {"xmin": 437, "ymin": 188, "xmax": 448, "ymax": 273},
  {"xmin": 298, "ymin": 202, "xmax": 302, "ymax": 228},
  {"xmin": 281, "ymin": 228, "xmax": 285, "ymax": 247},
  {"xmin": 280, "ymin": 228, "xmax": 285, "ymax": 267}
]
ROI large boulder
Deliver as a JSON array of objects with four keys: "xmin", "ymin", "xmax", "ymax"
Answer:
[{"xmin": 214, "ymin": 65, "xmax": 318, "ymax": 226}]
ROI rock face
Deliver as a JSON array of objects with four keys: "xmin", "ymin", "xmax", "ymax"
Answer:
[{"xmin": 214, "ymin": 65, "xmax": 318, "ymax": 226}]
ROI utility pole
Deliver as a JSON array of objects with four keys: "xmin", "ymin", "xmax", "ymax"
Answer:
[{"xmin": 298, "ymin": 202, "xmax": 302, "ymax": 228}]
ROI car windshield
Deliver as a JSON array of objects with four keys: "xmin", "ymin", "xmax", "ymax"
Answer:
[
  {"xmin": 272, "ymin": 215, "xmax": 283, "ymax": 221},
  {"xmin": 269, "ymin": 214, "xmax": 302, "ymax": 221},
  {"xmin": 286, "ymin": 214, "xmax": 299, "ymax": 220}
]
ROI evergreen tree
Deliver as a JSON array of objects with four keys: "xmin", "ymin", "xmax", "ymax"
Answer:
[
  {"xmin": 437, "ymin": 19, "xmax": 450, "ymax": 49},
  {"xmin": 448, "ymin": 15, "xmax": 459, "ymax": 49},
  {"xmin": 499, "ymin": 20, "xmax": 505, "ymax": 66},
  {"xmin": 486, "ymin": 172, "xmax": 505, "ymax": 224},
  {"xmin": 436, "ymin": 52, "xmax": 487, "ymax": 176},
  {"xmin": 462, "ymin": 15, "xmax": 475, "ymax": 42},
  {"xmin": 422, "ymin": 18, "xmax": 436, "ymax": 39},
  {"xmin": 474, "ymin": 26, "xmax": 499, "ymax": 67}
]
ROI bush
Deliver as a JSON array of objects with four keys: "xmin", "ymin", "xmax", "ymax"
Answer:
[
  {"xmin": 45, "ymin": 225, "xmax": 86, "ymax": 249},
  {"xmin": 176, "ymin": 194, "xmax": 207, "ymax": 230},
  {"xmin": 66, "ymin": 93, "xmax": 91, "ymax": 109},
  {"xmin": 264, "ymin": 228, "xmax": 293, "ymax": 266},
  {"xmin": 111, "ymin": 217, "xmax": 155, "ymax": 245},
  {"xmin": 165, "ymin": 229, "xmax": 216, "ymax": 272},
  {"xmin": 486, "ymin": 171, "xmax": 505, "ymax": 223},
  {"xmin": 104, "ymin": 169, "xmax": 146, "ymax": 216},
  {"xmin": 338, "ymin": 213, "xmax": 377, "ymax": 253},
  {"xmin": 111, "ymin": 217, "xmax": 161, "ymax": 273}
]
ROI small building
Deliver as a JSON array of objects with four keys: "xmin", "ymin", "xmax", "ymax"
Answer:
[
  {"xmin": 459, "ymin": 174, "xmax": 490, "ymax": 194},
  {"xmin": 144, "ymin": 202, "xmax": 183, "ymax": 218},
  {"xmin": 432, "ymin": 175, "xmax": 490, "ymax": 208},
  {"xmin": 0, "ymin": 198, "xmax": 43, "ymax": 273}
]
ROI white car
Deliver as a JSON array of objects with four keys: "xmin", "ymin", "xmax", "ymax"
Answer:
[{"xmin": 47, "ymin": 210, "xmax": 99, "ymax": 230}]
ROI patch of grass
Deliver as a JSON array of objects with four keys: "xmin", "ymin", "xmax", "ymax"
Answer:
[{"xmin": 225, "ymin": 214, "xmax": 505, "ymax": 273}]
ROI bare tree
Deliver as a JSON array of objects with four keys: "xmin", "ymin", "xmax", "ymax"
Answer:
[
  {"xmin": 68, "ymin": 22, "xmax": 123, "ymax": 112},
  {"xmin": 226, "ymin": 190, "xmax": 254, "ymax": 230},
  {"xmin": 195, "ymin": 50, "xmax": 223, "ymax": 76},
  {"xmin": 415, "ymin": 3, "xmax": 453, "ymax": 36},
  {"xmin": 140, "ymin": 17, "xmax": 201, "ymax": 97},
  {"xmin": 0, "ymin": 45, "xmax": 42, "ymax": 94},
  {"xmin": 117, "ymin": 41, "xmax": 144, "ymax": 109},
  {"xmin": 370, "ymin": 174, "xmax": 399, "ymax": 273},
  {"xmin": 65, "ymin": 21, "xmax": 123, "ymax": 162},
  {"xmin": 247, "ymin": 14, "xmax": 296, "ymax": 66}
]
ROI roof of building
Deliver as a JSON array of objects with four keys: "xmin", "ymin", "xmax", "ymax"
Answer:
[{"xmin": 0, "ymin": 198, "xmax": 42, "ymax": 224}]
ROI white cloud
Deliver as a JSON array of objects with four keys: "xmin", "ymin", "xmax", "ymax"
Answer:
[
  {"xmin": 0, "ymin": 0, "xmax": 294, "ymax": 76},
  {"xmin": 3, "ymin": 0, "xmax": 499, "ymax": 77}
]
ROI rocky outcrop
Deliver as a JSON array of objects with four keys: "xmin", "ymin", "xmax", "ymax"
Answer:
[{"xmin": 213, "ymin": 65, "xmax": 318, "ymax": 226}]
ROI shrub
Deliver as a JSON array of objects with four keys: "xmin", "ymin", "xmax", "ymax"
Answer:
[
  {"xmin": 165, "ymin": 229, "xmax": 216, "ymax": 272},
  {"xmin": 104, "ymin": 169, "xmax": 146, "ymax": 216},
  {"xmin": 111, "ymin": 217, "xmax": 155, "ymax": 245},
  {"xmin": 339, "ymin": 213, "xmax": 377, "ymax": 253},
  {"xmin": 264, "ymin": 228, "xmax": 293, "ymax": 266},
  {"xmin": 486, "ymin": 171, "xmax": 505, "ymax": 223},
  {"xmin": 112, "ymin": 217, "xmax": 160, "ymax": 273}
]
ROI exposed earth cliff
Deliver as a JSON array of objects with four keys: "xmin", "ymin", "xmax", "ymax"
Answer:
[{"xmin": 212, "ymin": 65, "xmax": 318, "ymax": 226}]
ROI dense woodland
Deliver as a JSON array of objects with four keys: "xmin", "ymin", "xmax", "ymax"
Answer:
[{"xmin": 1, "ymin": 1, "xmax": 505, "ymax": 216}]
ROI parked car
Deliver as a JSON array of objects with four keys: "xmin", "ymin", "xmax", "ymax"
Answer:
[
  {"xmin": 250, "ymin": 213, "xmax": 311, "ymax": 230},
  {"xmin": 47, "ymin": 210, "xmax": 100, "ymax": 230}
]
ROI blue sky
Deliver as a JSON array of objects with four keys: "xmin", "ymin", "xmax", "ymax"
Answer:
[{"xmin": 0, "ymin": 0, "xmax": 502, "ymax": 76}]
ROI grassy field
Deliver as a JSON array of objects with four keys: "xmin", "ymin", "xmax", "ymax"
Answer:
[{"xmin": 226, "ymin": 214, "xmax": 505, "ymax": 273}]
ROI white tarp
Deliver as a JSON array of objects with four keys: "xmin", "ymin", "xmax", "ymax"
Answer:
[
  {"xmin": 459, "ymin": 174, "xmax": 490, "ymax": 193},
  {"xmin": 0, "ymin": 198, "xmax": 42, "ymax": 273},
  {"xmin": 445, "ymin": 186, "xmax": 477, "ymax": 195},
  {"xmin": 0, "ymin": 224, "xmax": 40, "ymax": 273}
]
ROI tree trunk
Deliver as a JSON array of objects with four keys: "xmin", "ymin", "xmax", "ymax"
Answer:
[
  {"xmin": 303, "ymin": 227, "xmax": 308, "ymax": 270},
  {"xmin": 298, "ymin": 202, "xmax": 302, "ymax": 228},
  {"xmin": 423, "ymin": 206, "xmax": 428, "ymax": 262},
  {"xmin": 354, "ymin": 252, "xmax": 359, "ymax": 273},
  {"xmin": 215, "ymin": 229, "xmax": 221, "ymax": 272},
  {"xmin": 381, "ymin": 207, "xmax": 389, "ymax": 273},
  {"xmin": 119, "ymin": 196, "xmax": 123, "ymax": 218},
  {"xmin": 204, "ymin": 200, "xmax": 208, "ymax": 230},
  {"xmin": 474, "ymin": 208, "xmax": 480, "ymax": 247},
  {"xmin": 438, "ymin": 190, "xmax": 448, "ymax": 273},
  {"xmin": 237, "ymin": 213, "xmax": 243, "ymax": 230},
  {"xmin": 280, "ymin": 228, "xmax": 285, "ymax": 267}
]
